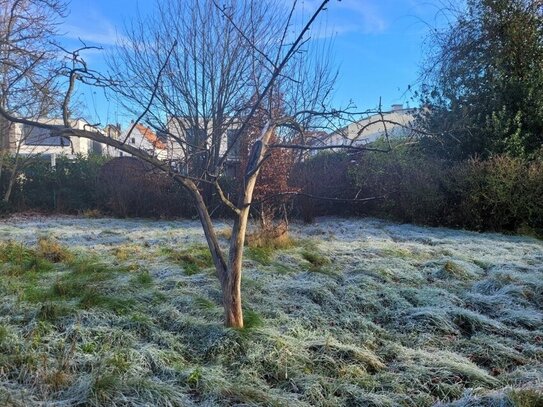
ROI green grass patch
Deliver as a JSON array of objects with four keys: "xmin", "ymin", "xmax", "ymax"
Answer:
[
  {"xmin": 247, "ymin": 246, "xmax": 274, "ymax": 265},
  {"xmin": 91, "ymin": 372, "xmax": 120, "ymax": 402},
  {"xmin": 161, "ymin": 245, "xmax": 213, "ymax": 275},
  {"xmin": 36, "ymin": 236, "xmax": 73, "ymax": 263},
  {"xmin": 133, "ymin": 270, "xmax": 153, "ymax": 286},
  {"xmin": 67, "ymin": 255, "xmax": 112, "ymax": 275},
  {"xmin": 194, "ymin": 296, "xmax": 216, "ymax": 310},
  {"xmin": 79, "ymin": 292, "xmax": 135, "ymax": 314},
  {"xmin": 242, "ymin": 309, "xmax": 264, "ymax": 330},
  {"xmin": 509, "ymin": 388, "xmax": 543, "ymax": 407},
  {"xmin": 0, "ymin": 241, "xmax": 54, "ymax": 275},
  {"xmin": 37, "ymin": 302, "xmax": 72, "ymax": 322},
  {"xmin": 437, "ymin": 260, "xmax": 472, "ymax": 280},
  {"xmin": 246, "ymin": 230, "xmax": 300, "ymax": 266},
  {"xmin": 0, "ymin": 241, "xmax": 37, "ymax": 265},
  {"xmin": 301, "ymin": 249, "xmax": 332, "ymax": 273}
]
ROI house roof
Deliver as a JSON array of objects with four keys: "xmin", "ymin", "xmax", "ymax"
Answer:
[
  {"xmin": 324, "ymin": 108, "xmax": 417, "ymax": 147},
  {"xmin": 135, "ymin": 124, "xmax": 166, "ymax": 150}
]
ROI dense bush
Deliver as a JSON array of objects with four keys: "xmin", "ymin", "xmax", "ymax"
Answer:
[
  {"xmin": 298, "ymin": 146, "xmax": 543, "ymax": 235},
  {"xmin": 97, "ymin": 157, "xmax": 196, "ymax": 218},
  {"xmin": 10, "ymin": 154, "xmax": 107, "ymax": 212},
  {"xmin": 292, "ymin": 152, "xmax": 358, "ymax": 221},
  {"xmin": 446, "ymin": 155, "xmax": 543, "ymax": 232},
  {"xmin": 348, "ymin": 144, "xmax": 448, "ymax": 225},
  {"xmin": 3, "ymin": 148, "xmax": 543, "ymax": 235},
  {"xmin": 4, "ymin": 155, "xmax": 198, "ymax": 218}
]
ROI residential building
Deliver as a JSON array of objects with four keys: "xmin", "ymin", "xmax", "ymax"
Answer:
[
  {"xmin": 118, "ymin": 122, "xmax": 168, "ymax": 160},
  {"xmin": 318, "ymin": 104, "xmax": 418, "ymax": 148},
  {"xmin": 166, "ymin": 117, "xmax": 243, "ymax": 175},
  {"xmin": 101, "ymin": 124, "xmax": 122, "ymax": 157},
  {"xmin": 6, "ymin": 118, "xmax": 105, "ymax": 158}
]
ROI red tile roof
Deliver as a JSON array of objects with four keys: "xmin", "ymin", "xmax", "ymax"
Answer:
[{"xmin": 135, "ymin": 124, "xmax": 166, "ymax": 150}]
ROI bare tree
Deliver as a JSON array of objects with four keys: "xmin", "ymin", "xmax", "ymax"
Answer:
[
  {"xmin": 0, "ymin": 0, "xmax": 391, "ymax": 327},
  {"xmin": 107, "ymin": 0, "xmax": 344, "ymax": 327},
  {"xmin": 0, "ymin": 0, "xmax": 67, "ymax": 203}
]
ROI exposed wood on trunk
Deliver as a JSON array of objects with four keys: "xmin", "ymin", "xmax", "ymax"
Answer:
[{"xmin": 225, "ymin": 123, "xmax": 274, "ymax": 328}]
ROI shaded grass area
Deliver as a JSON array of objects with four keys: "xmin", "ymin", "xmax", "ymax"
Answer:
[{"xmin": 0, "ymin": 219, "xmax": 542, "ymax": 406}]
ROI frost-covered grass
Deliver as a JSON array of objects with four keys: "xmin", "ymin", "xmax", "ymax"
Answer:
[{"xmin": 0, "ymin": 215, "xmax": 542, "ymax": 406}]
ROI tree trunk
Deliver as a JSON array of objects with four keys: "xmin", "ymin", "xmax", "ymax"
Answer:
[
  {"xmin": 3, "ymin": 139, "xmax": 21, "ymax": 203},
  {"xmin": 3, "ymin": 166, "xmax": 15, "ymax": 202},
  {"xmin": 184, "ymin": 179, "xmax": 228, "ymax": 280},
  {"xmin": 0, "ymin": 150, "xmax": 5, "ymax": 188},
  {"xmin": 0, "ymin": 117, "xmax": 9, "ymax": 187},
  {"xmin": 224, "ymin": 207, "xmax": 249, "ymax": 328},
  {"xmin": 224, "ymin": 124, "xmax": 275, "ymax": 328}
]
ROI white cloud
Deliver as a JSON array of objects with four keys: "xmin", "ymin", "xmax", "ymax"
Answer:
[
  {"xmin": 63, "ymin": 22, "xmax": 122, "ymax": 47},
  {"xmin": 296, "ymin": 0, "xmax": 388, "ymax": 36}
]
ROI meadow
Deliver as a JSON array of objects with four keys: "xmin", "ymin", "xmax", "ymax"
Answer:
[{"xmin": 0, "ymin": 215, "xmax": 541, "ymax": 406}]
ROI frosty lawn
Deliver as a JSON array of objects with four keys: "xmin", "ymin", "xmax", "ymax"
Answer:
[{"xmin": 0, "ymin": 215, "xmax": 542, "ymax": 406}]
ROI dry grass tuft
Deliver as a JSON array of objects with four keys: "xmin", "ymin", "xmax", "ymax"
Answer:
[{"xmin": 37, "ymin": 236, "xmax": 72, "ymax": 263}]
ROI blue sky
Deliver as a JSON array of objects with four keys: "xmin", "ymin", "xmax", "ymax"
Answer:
[{"xmin": 61, "ymin": 0, "xmax": 449, "ymax": 127}]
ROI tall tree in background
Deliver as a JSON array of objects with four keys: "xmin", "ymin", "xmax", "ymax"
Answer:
[
  {"xmin": 418, "ymin": 0, "xmax": 543, "ymax": 159},
  {"xmin": 0, "ymin": 0, "xmax": 67, "ymax": 202}
]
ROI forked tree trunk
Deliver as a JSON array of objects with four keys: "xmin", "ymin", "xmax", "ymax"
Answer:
[
  {"xmin": 187, "ymin": 124, "xmax": 274, "ymax": 328},
  {"xmin": 223, "ymin": 124, "xmax": 274, "ymax": 328},
  {"xmin": 185, "ymin": 179, "xmax": 228, "ymax": 279}
]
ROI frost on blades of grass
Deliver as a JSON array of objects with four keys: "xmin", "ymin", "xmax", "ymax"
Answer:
[{"xmin": 0, "ymin": 215, "xmax": 542, "ymax": 406}]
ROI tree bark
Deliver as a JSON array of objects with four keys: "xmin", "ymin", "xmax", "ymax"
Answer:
[
  {"xmin": 0, "ymin": 150, "xmax": 5, "ymax": 188},
  {"xmin": 3, "ymin": 136, "xmax": 21, "ymax": 203},
  {"xmin": 183, "ymin": 179, "xmax": 228, "ymax": 282},
  {"xmin": 224, "ymin": 124, "xmax": 274, "ymax": 328},
  {"xmin": 225, "ymin": 207, "xmax": 249, "ymax": 328}
]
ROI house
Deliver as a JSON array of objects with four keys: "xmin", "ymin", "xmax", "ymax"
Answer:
[
  {"xmin": 166, "ymin": 117, "xmax": 243, "ymax": 175},
  {"xmin": 5, "ymin": 118, "xmax": 106, "ymax": 158},
  {"xmin": 118, "ymin": 122, "xmax": 168, "ymax": 160},
  {"xmin": 101, "ymin": 124, "xmax": 122, "ymax": 157},
  {"xmin": 318, "ymin": 104, "xmax": 418, "ymax": 149}
]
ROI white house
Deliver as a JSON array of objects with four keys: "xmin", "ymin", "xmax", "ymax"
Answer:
[
  {"xmin": 166, "ymin": 117, "xmax": 243, "ymax": 175},
  {"xmin": 319, "ymin": 105, "xmax": 418, "ymax": 148},
  {"xmin": 6, "ymin": 118, "xmax": 105, "ymax": 158}
]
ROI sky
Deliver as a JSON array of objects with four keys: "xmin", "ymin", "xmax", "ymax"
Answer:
[{"xmin": 60, "ymin": 0, "xmax": 450, "ymax": 128}]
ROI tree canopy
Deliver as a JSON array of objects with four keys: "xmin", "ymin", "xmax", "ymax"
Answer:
[{"xmin": 418, "ymin": 0, "xmax": 543, "ymax": 159}]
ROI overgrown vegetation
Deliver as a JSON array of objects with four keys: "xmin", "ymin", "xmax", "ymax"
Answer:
[
  {"xmin": 418, "ymin": 0, "xmax": 543, "ymax": 159},
  {"xmin": 298, "ymin": 146, "xmax": 543, "ymax": 235},
  {"xmin": 0, "ymin": 216, "xmax": 541, "ymax": 406},
  {"xmin": 2, "ymin": 148, "xmax": 543, "ymax": 237},
  {"xmin": 161, "ymin": 244, "xmax": 214, "ymax": 275}
]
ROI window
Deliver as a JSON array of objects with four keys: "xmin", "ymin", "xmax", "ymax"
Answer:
[
  {"xmin": 131, "ymin": 137, "xmax": 136, "ymax": 144},
  {"xmin": 186, "ymin": 127, "xmax": 206, "ymax": 153},
  {"xmin": 227, "ymin": 129, "xmax": 240, "ymax": 158},
  {"xmin": 24, "ymin": 125, "xmax": 70, "ymax": 147}
]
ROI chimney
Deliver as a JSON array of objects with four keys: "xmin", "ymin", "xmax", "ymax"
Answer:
[{"xmin": 391, "ymin": 104, "xmax": 403, "ymax": 112}]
